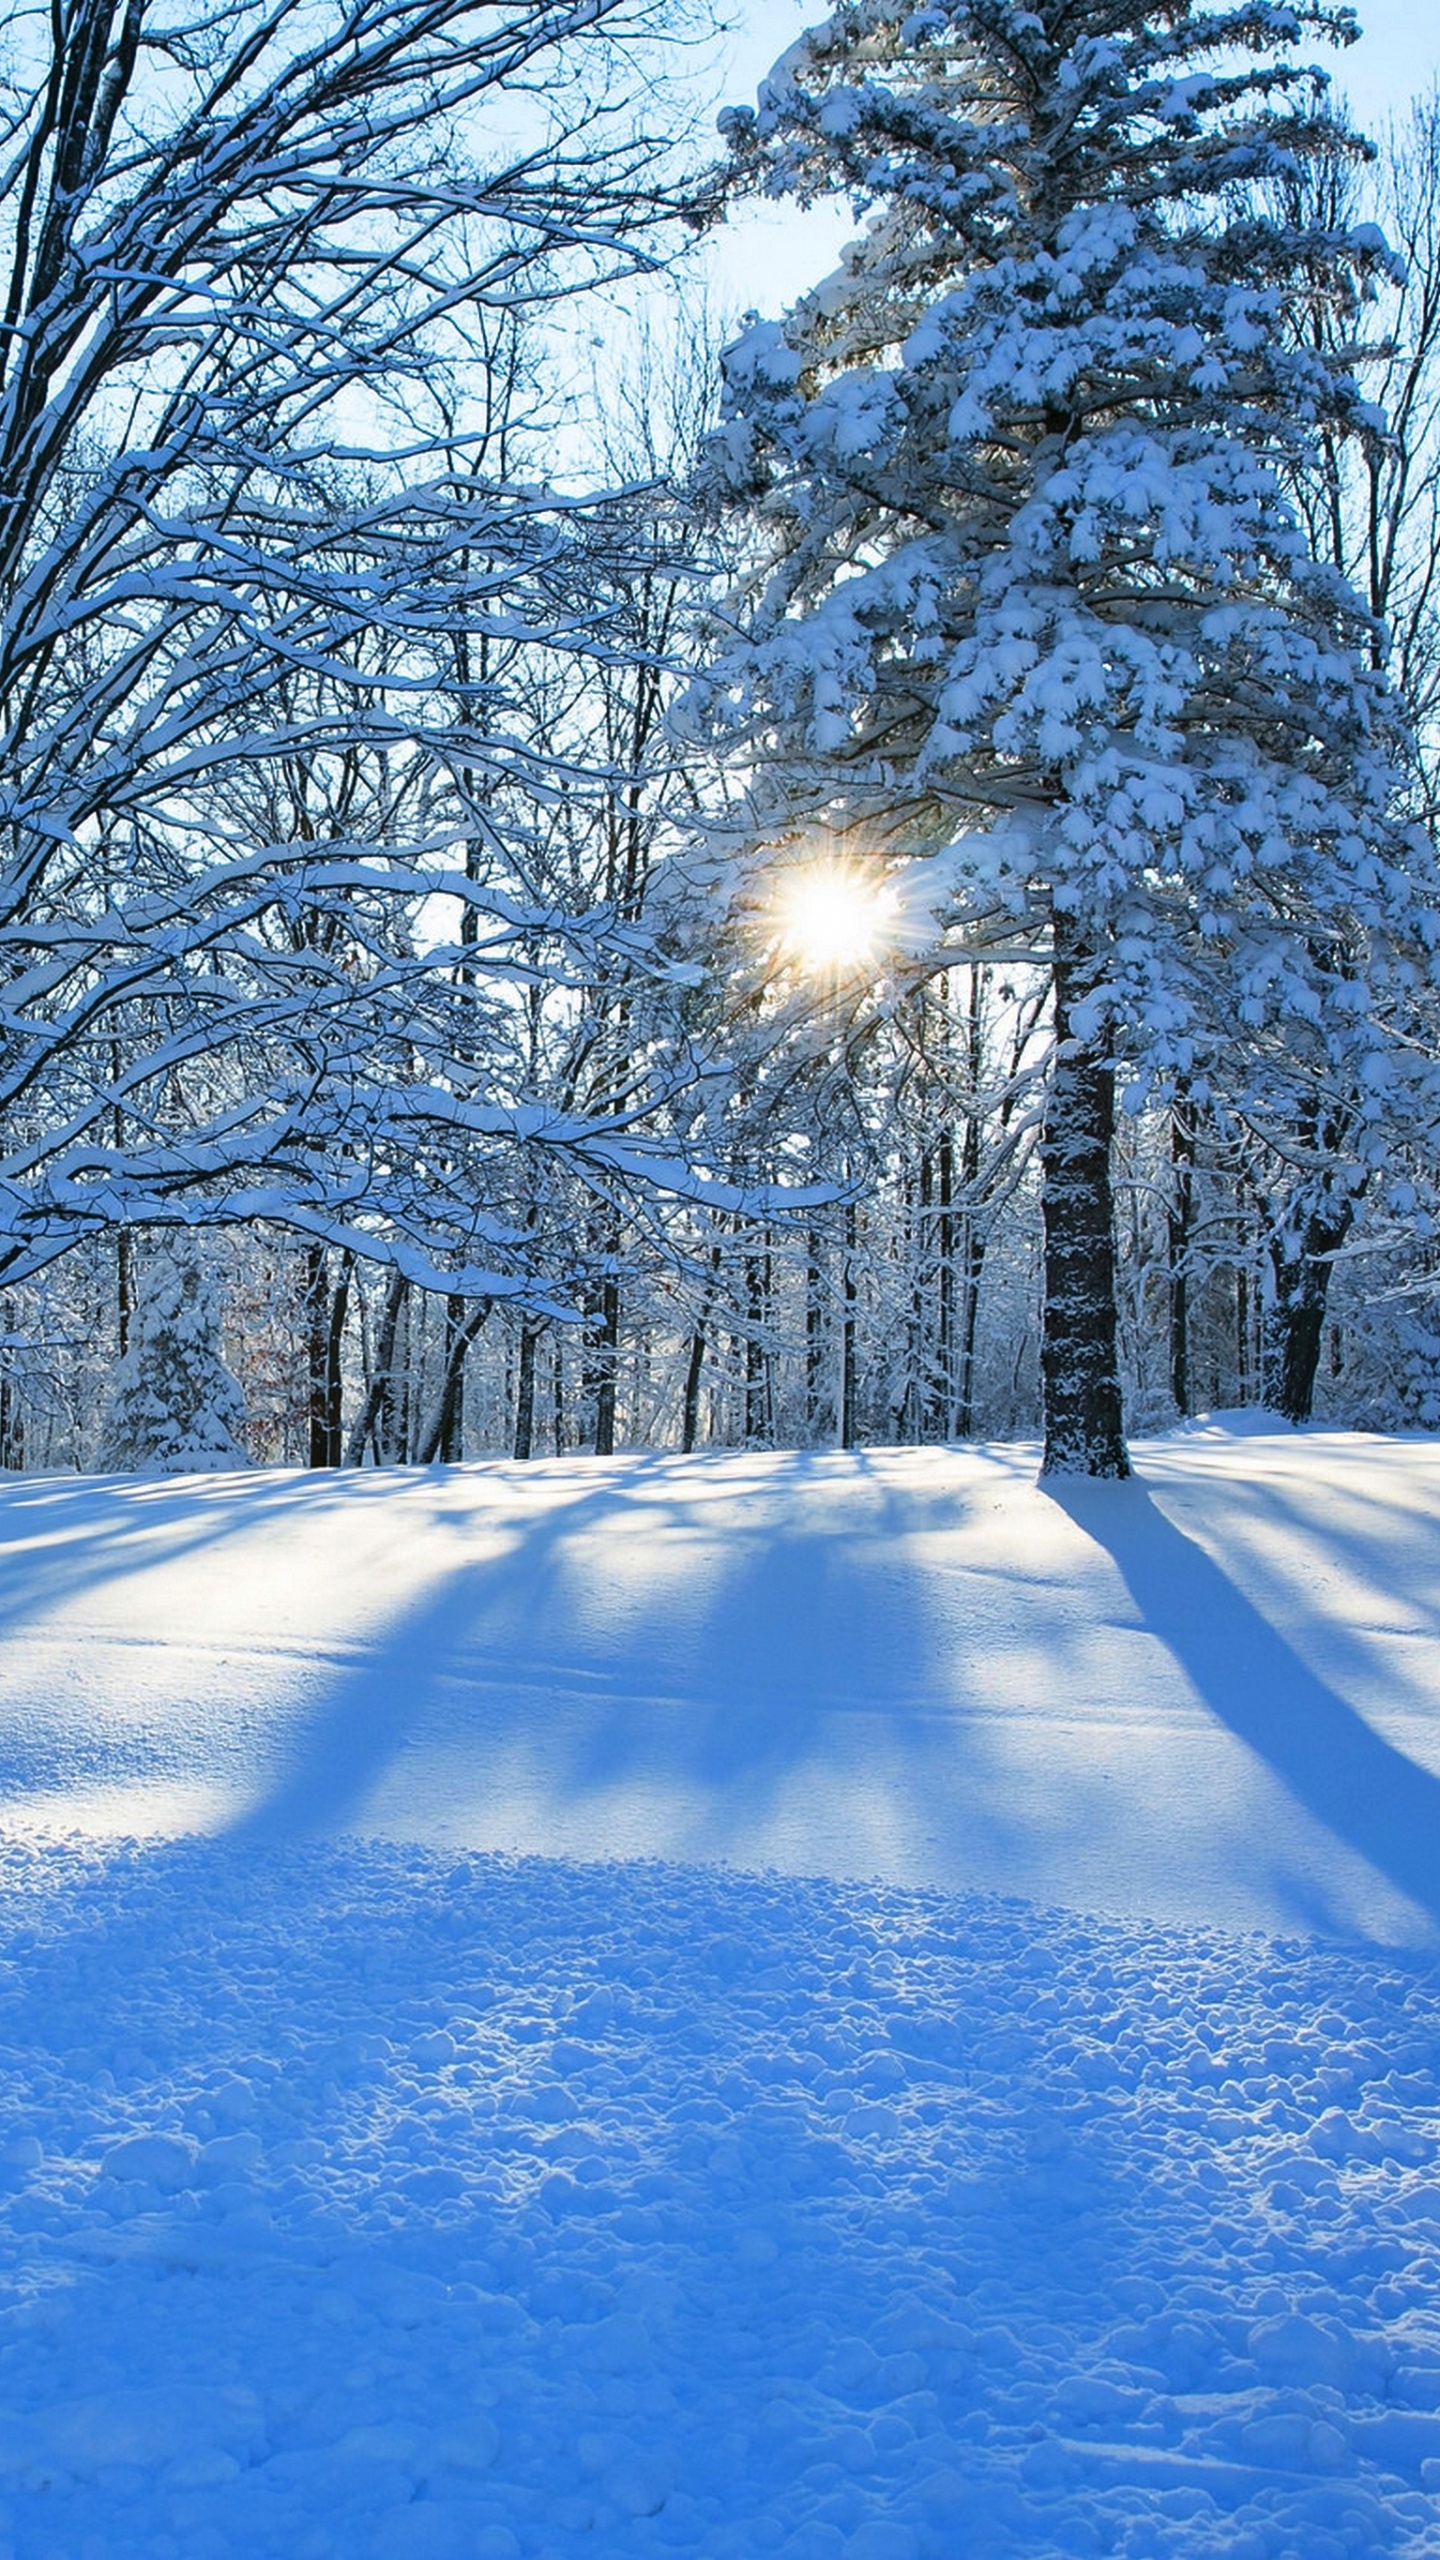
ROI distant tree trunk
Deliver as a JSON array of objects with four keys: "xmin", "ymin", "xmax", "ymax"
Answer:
[
  {"xmin": 1168, "ymin": 1096, "xmax": 1197, "ymax": 1418},
  {"xmin": 440, "ymin": 1292, "xmax": 470, "ymax": 1461},
  {"xmin": 681, "ymin": 1319, "xmax": 707, "ymax": 1454},
  {"xmin": 513, "ymin": 1321, "xmax": 539, "ymax": 1460},
  {"xmin": 304, "ymin": 1246, "xmax": 353, "ymax": 1467},
  {"xmin": 956, "ymin": 1213, "xmax": 984, "ymax": 1441},
  {"xmin": 345, "ymin": 1270, "xmax": 408, "ymax": 1466},
  {"xmin": 914, "ymin": 1148, "xmax": 935, "ymax": 1439},
  {"xmin": 953, "ymin": 987, "xmax": 985, "ymax": 1438},
  {"xmin": 117, "ymin": 1230, "xmax": 135, "ymax": 1358},
  {"xmin": 682, "ymin": 1248, "xmax": 720, "ymax": 1455},
  {"xmin": 899, "ymin": 1168, "xmax": 924, "ymax": 1442},
  {"xmin": 805, "ymin": 1228, "xmax": 825, "ymax": 1441},
  {"xmin": 1236, "ymin": 1257, "xmax": 1253, "ymax": 1405},
  {"xmin": 304, "ymin": 1245, "xmax": 329, "ymax": 1467},
  {"xmin": 592, "ymin": 1278, "xmax": 619, "ymax": 1456},
  {"xmin": 394, "ymin": 1288, "xmax": 414, "ymax": 1460},
  {"xmin": 744, "ymin": 1252, "xmax": 767, "ymax": 1446},
  {"xmin": 415, "ymin": 1301, "xmax": 490, "ymax": 1464},
  {"xmin": 1039, "ymin": 912, "xmax": 1130, "ymax": 1479},
  {"xmin": 1262, "ymin": 1186, "xmax": 1355, "ymax": 1423},
  {"xmin": 552, "ymin": 1333, "xmax": 566, "ymax": 1454},
  {"xmin": 935, "ymin": 1127, "xmax": 955, "ymax": 1433},
  {"xmin": 325, "ymin": 1257, "xmax": 353, "ymax": 1464},
  {"xmin": 0, "ymin": 1337, "xmax": 22, "ymax": 1472},
  {"xmin": 840, "ymin": 1200, "xmax": 858, "ymax": 1450}
]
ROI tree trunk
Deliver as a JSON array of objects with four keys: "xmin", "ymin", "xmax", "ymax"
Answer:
[
  {"xmin": 935, "ymin": 1127, "xmax": 955, "ymax": 1434},
  {"xmin": 394, "ymin": 1288, "xmax": 414, "ymax": 1460},
  {"xmin": 1262, "ymin": 1190, "xmax": 1355, "ymax": 1423},
  {"xmin": 840, "ymin": 1200, "xmax": 858, "ymax": 1450},
  {"xmin": 0, "ymin": 1355, "xmax": 22, "ymax": 1473},
  {"xmin": 1039, "ymin": 913, "xmax": 1130, "ymax": 1478},
  {"xmin": 681, "ymin": 1318, "xmax": 707, "ymax": 1455},
  {"xmin": 805, "ymin": 1228, "xmax": 825, "ymax": 1442},
  {"xmin": 744, "ymin": 1252, "xmax": 767, "ymax": 1447},
  {"xmin": 513, "ymin": 1321, "xmax": 539, "ymax": 1460},
  {"xmin": 1168, "ymin": 1096, "xmax": 1197, "ymax": 1418},
  {"xmin": 304, "ymin": 1244, "xmax": 329, "ymax": 1467},
  {"xmin": 682, "ymin": 1249, "xmax": 719, "ymax": 1455},
  {"xmin": 899, "ymin": 1168, "xmax": 925, "ymax": 1443},
  {"xmin": 1236, "ymin": 1258, "xmax": 1253, "ymax": 1405},
  {"xmin": 954, "ymin": 1041, "xmax": 985, "ymax": 1440},
  {"xmin": 956, "ymin": 1214, "xmax": 985, "ymax": 1441},
  {"xmin": 345, "ymin": 1270, "xmax": 407, "ymax": 1466},
  {"xmin": 324, "ymin": 1256, "xmax": 352, "ymax": 1464},
  {"xmin": 592, "ymin": 1278, "xmax": 619, "ymax": 1456},
  {"xmin": 304, "ymin": 1246, "xmax": 352, "ymax": 1467},
  {"xmin": 440, "ymin": 1292, "xmax": 469, "ymax": 1461},
  {"xmin": 415, "ymin": 1301, "xmax": 489, "ymax": 1464},
  {"xmin": 116, "ymin": 1229, "xmax": 134, "ymax": 1358}
]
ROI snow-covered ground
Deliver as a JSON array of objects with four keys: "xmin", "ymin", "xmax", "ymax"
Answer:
[
  {"xmin": 1, "ymin": 1428, "xmax": 1439, "ymax": 2557},
  {"xmin": 1, "ymin": 1425, "xmax": 1438, "ymax": 1941}
]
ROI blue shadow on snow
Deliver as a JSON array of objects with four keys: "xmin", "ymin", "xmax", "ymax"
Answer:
[{"xmin": 1050, "ymin": 1479, "xmax": 1440, "ymax": 1931}]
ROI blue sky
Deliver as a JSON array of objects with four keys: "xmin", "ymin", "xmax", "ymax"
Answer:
[{"xmin": 703, "ymin": 0, "xmax": 1440, "ymax": 316}]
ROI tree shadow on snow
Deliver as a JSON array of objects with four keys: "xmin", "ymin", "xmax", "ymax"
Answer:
[
  {"xmin": 1049, "ymin": 1479, "xmax": 1440, "ymax": 1933},
  {"xmin": 224, "ymin": 1452, "xmax": 1036, "ymax": 1878}
]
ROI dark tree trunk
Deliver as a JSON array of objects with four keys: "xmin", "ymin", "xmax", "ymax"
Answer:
[
  {"xmin": 0, "ymin": 1360, "xmax": 22, "ymax": 1472},
  {"xmin": 304, "ymin": 1246, "xmax": 352, "ymax": 1467},
  {"xmin": 440, "ymin": 1291, "xmax": 469, "ymax": 1462},
  {"xmin": 324, "ymin": 1257, "xmax": 352, "ymax": 1464},
  {"xmin": 681, "ymin": 1318, "xmax": 707, "ymax": 1455},
  {"xmin": 1262, "ymin": 1189, "xmax": 1355, "ymax": 1423},
  {"xmin": 415, "ymin": 1301, "xmax": 489, "ymax": 1464},
  {"xmin": 805, "ymin": 1228, "xmax": 825, "ymax": 1441},
  {"xmin": 954, "ymin": 1049, "xmax": 985, "ymax": 1440},
  {"xmin": 914, "ymin": 1148, "xmax": 935, "ymax": 1438},
  {"xmin": 345, "ymin": 1270, "xmax": 407, "ymax": 1466},
  {"xmin": 956, "ymin": 1213, "xmax": 985, "ymax": 1441},
  {"xmin": 899, "ymin": 1169, "xmax": 925, "ymax": 1443},
  {"xmin": 1039, "ymin": 913, "xmax": 1130, "ymax": 1478},
  {"xmin": 744, "ymin": 1253, "xmax": 767, "ymax": 1447},
  {"xmin": 935, "ymin": 1127, "xmax": 955, "ymax": 1433},
  {"xmin": 592, "ymin": 1278, "xmax": 619, "ymax": 1456},
  {"xmin": 512, "ymin": 1322, "xmax": 539, "ymax": 1461},
  {"xmin": 682, "ymin": 1249, "xmax": 719, "ymax": 1455},
  {"xmin": 304, "ymin": 1244, "xmax": 329, "ymax": 1467},
  {"xmin": 1168, "ymin": 1097, "xmax": 1197, "ymax": 1418},
  {"xmin": 116, "ymin": 1229, "xmax": 134, "ymax": 1358},
  {"xmin": 840, "ymin": 1201, "xmax": 858, "ymax": 1450}
]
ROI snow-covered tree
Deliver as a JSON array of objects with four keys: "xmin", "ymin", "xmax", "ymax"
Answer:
[
  {"xmin": 98, "ymin": 1248, "xmax": 248, "ymax": 1472},
  {"xmin": 696, "ymin": 0, "xmax": 1440, "ymax": 1474},
  {"xmin": 0, "ymin": 0, "xmax": 757, "ymax": 1314},
  {"xmin": 1220, "ymin": 86, "xmax": 1440, "ymax": 1420}
]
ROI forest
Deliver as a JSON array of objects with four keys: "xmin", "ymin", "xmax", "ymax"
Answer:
[{"xmin": 2, "ymin": 0, "xmax": 1440, "ymax": 1479}]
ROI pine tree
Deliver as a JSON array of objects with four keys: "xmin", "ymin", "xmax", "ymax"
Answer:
[
  {"xmin": 98, "ymin": 1251, "xmax": 249, "ymax": 1474},
  {"xmin": 698, "ymin": 0, "xmax": 1440, "ymax": 1474}
]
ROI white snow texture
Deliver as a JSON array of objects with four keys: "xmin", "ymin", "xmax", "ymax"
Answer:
[{"xmin": 0, "ymin": 1429, "xmax": 1437, "ymax": 2558}]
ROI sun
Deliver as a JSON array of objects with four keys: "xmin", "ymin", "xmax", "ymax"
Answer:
[{"xmin": 777, "ymin": 865, "xmax": 892, "ymax": 974}]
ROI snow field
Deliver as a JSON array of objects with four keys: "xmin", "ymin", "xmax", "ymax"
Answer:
[
  {"xmin": 0, "ymin": 1838, "xmax": 1438, "ymax": 2559},
  {"xmin": 3, "ymin": 1430, "xmax": 1440, "ymax": 1943}
]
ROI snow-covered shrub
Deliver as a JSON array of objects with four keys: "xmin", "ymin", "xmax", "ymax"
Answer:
[{"xmin": 98, "ymin": 1250, "xmax": 249, "ymax": 1473}]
